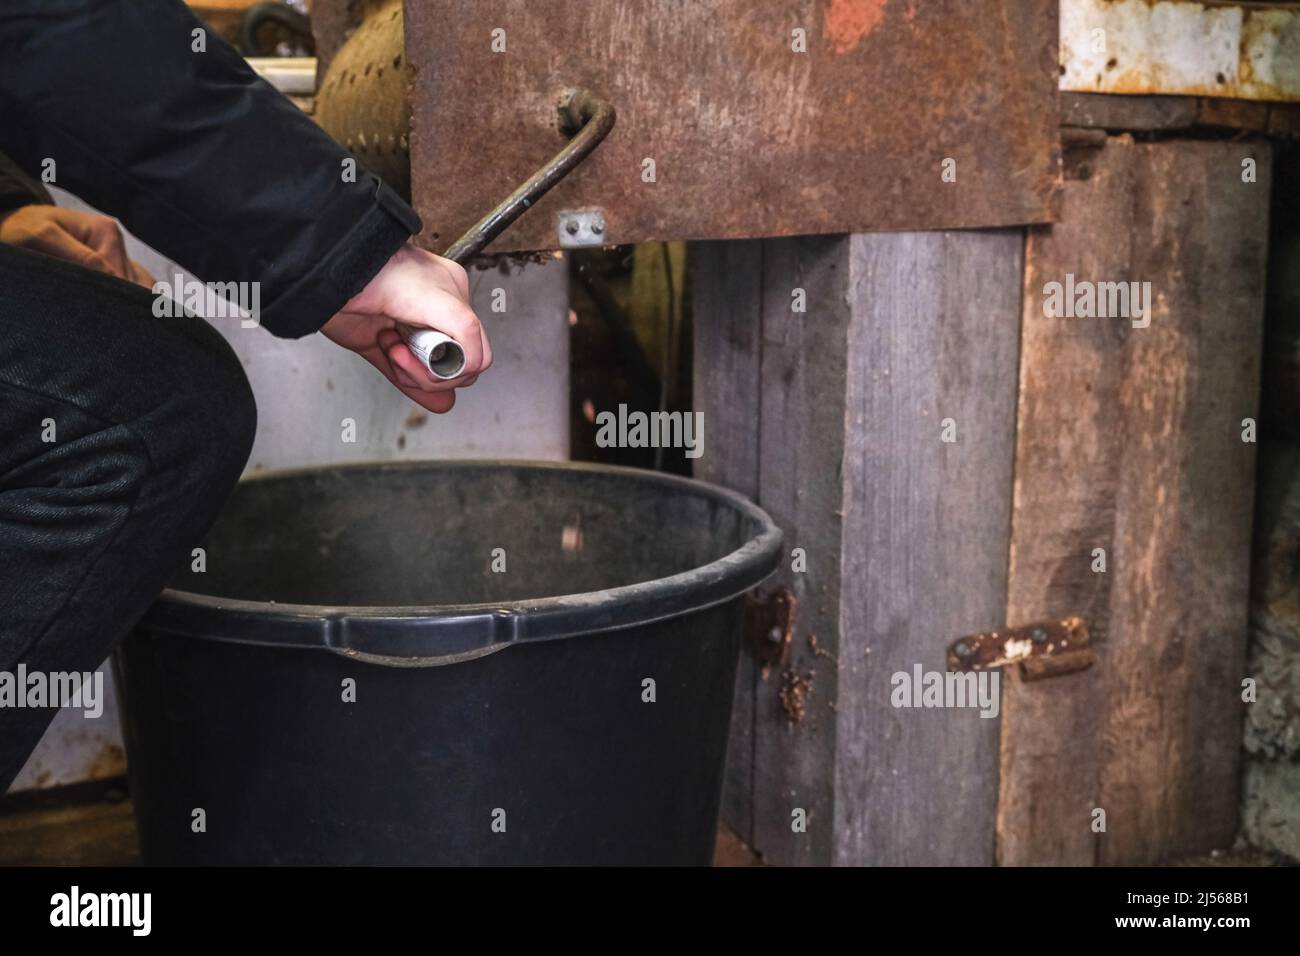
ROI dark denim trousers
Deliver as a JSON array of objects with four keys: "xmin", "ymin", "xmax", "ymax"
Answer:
[{"xmin": 0, "ymin": 245, "xmax": 256, "ymax": 790}]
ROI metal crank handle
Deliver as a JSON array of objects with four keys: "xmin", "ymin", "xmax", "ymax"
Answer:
[{"xmin": 397, "ymin": 89, "xmax": 616, "ymax": 380}]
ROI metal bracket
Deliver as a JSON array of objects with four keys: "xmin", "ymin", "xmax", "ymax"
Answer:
[
  {"xmin": 743, "ymin": 588, "xmax": 795, "ymax": 674},
  {"xmin": 557, "ymin": 208, "xmax": 607, "ymax": 248},
  {"xmin": 947, "ymin": 616, "xmax": 1094, "ymax": 681}
]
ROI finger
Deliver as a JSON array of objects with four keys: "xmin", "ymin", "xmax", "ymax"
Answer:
[
  {"xmin": 438, "ymin": 299, "xmax": 486, "ymax": 375},
  {"xmin": 397, "ymin": 384, "xmax": 456, "ymax": 414},
  {"xmin": 375, "ymin": 327, "xmax": 423, "ymax": 389},
  {"xmin": 389, "ymin": 359, "xmax": 423, "ymax": 391},
  {"xmin": 98, "ymin": 227, "xmax": 132, "ymax": 280},
  {"xmin": 128, "ymin": 260, "xmax": 155, "ymax": 288},
  {"xmin": 70, "ymin": 213, "xmax": 133, "ymax": 279},
  {"xmin": 376, "ymin": 325, "xmax": 429, "ymax": 388},
  {"xmin": 478, "ymin": 322, "xmax": 493, "ymax": 372},
  {"xmin": 343, "ymin": 338, "xmax": 456, "ymax": 413},
  {"xmin": 28, "ymin": 227, "xmax": 118, "ymax": 277}
]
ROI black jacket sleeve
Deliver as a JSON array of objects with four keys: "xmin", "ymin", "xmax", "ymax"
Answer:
[
  {"xmin": 0, "ymin": 149, "xmax": 53, "ymax": 213},
  {"xmin": 0, "ymin": 0, "xmax": 421, "ymax": 338}
]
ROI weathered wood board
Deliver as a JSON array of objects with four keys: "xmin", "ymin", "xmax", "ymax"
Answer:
[
  {"xmin": 692, "ymin": 240, "xmax": 765, "ymax": 840},
  {"xmin": 693, "ymin": 228, "xmax": 1023, "ymax": 865},
  {"xmin": 751, "ymin": 236, "xmax": 851, "ymax": 866},
  {"xmin": 833, "ymin": 230, "xmax": 1021, "ymax": 865},
  {"xmin": 998, "ymin": 135, "xmax": 1271, "ymax": 865},
  {"xmin": 1059, "ymin": 92, "xmax": 1300, "ymax": 136},
  {"xmin": 406, "ymin": 0, "xmax": 1061, "ymax": 252}
]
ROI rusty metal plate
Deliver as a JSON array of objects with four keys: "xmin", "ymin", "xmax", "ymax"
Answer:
[
  {"xmin": 743, "ymin": 587, "xmax": 796, "ymax": 675},
  {"xmin": 1061, "ymin": 0, "xmax": 1300, "ymax": 103},
  {"xmin": 948, "ymin": 616, "xmax": 1094, "ymax": 681},
  {"xmin": 405, "ymin": 0, "xmax": 1061, "ymax": 253}
]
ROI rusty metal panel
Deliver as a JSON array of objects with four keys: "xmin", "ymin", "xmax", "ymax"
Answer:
[
  {"xmin": 1061, "ymin": 0, "xmax": 1300, "ymax": 102},
  {"xmin": 404, "ymin": 0, "xmax": 1061, "ymax": 253}
]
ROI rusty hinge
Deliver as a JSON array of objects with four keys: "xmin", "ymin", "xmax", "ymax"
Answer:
[
  {"xmin": 743, "ymin": 588, "xmax": 796, "ymax": 675},
  {"xmin": 947, "ymin": 616, "xmax": 1094, "ymax": 681}
]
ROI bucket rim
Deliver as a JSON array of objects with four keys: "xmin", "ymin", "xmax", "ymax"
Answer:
[{"xmin": 139, "ymin": 459, "xmax": 784, "ymax": 665}]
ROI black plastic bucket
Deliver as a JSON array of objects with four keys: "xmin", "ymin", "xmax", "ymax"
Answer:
[{"xmin": 114, "ymin": 461, "xmax": 781, "ymax": 865}]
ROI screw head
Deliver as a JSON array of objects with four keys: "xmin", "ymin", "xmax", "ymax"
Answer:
[
  {"xmin": 766, "ymin": 626, "xmax": 783, "ymax": 644},
  {"xmin": 1031, "ymin": 627, "xmax": 1048, "ymax": 643},
  {"xmin": 565, "ymin": 219, "xmax": 580, "ymax": 235},
  {"xmin": 953, "ymin": 640, "xmax": 972, "ymax": 658},
  {"xmin": 591, "ymin": 221, "xmax": 604, "ymax": 235}
]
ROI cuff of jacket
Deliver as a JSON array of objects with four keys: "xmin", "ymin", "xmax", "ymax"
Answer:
[{"xmin": 258, "ymin": 175, "xmax": 423, "ymax": 339}]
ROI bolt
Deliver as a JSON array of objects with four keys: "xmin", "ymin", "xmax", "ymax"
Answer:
[
  {"xmin": 952, "ymin": 640, "xmax": 972, "ymax": 659},
  {"xmin": 1031, "ymin": 627, "xmax": 1048, "ymax": 644},
  {"xmin": 565, "ymin": 219, "xmax": 580, "ymax": 236},
  {"xmin": 766, "ymin": 626, "xmax": 783, "ymax": 644}
]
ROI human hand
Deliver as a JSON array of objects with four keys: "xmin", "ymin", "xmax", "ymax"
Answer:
[
  {"xmin": 321, "ymin": 243, "xmax": 492, "ymax": 413},
  {"xmin": 0, "ymin": 204, "xmax": 153, "ymax": 286}
]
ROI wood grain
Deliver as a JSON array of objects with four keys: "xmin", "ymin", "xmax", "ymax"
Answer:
[
  {"xmin": 833, "ymin": 230, "xmax": 1021, "ymax": 865},
  {"xmin": 692, "ymin": 239, "xmax": 765, "ymax": 843},
  {"xmin": 1098, "ymin": 140, "xmax": 1268, "ymax": 863},
  {"xmin": 749, "ymin": 235, "xmax": 851, "ymax": 866},
  {"xmin": 999, "ymin": 137, "xmax": 1271, "ymax": 865},
  {"xmin": 693, "ymin": 230, "xmax": 1021, "ymax": 865},
  {"xmin": 998, "ymin": 139, "xmax": 1136, "ymax": 866}
]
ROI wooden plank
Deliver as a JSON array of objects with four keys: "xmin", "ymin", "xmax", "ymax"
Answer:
[
  {"xmin": 833, "ymin": 230, "xmax": 1021, "ymax": 865},
  {"xmin": 406, "ymin": 0, "xmax": 1061, "ymax": 252},
  {"xmin": 1097, "ymin": 140, "xmax": 1269, "ymax": 863},
  {"xmin": 696, "ymin": 232, "xmax": 1020, "ymax": 865},
  {"xmin": 1060, "ymin": 92, "xmax": 1198, "ymax": 131},
  {"xmin": 750, "ymin": 236, "xmax": 851, "ymax": 866},
  {"xmin": 1195, "ymin": 97, "xmax": 1271, "ymax": 132},
  {"xmin": 1060, "ymin": 92, "xmax": 1300, "ymax": 137},
  {"xmin": 1059, "ymin": 92, "xmax": 1300, "ymax": 136},
  {"xmin": 691, "ymin": 239, "xmax": 764, "ymax": 844},
  {"xmin": 998, "ymin": 139, "xmax": 1137, "ymax": 866},
  {"xmin": 999, "ymin": 136, "xmax": 1271, "ymax": 865}
]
